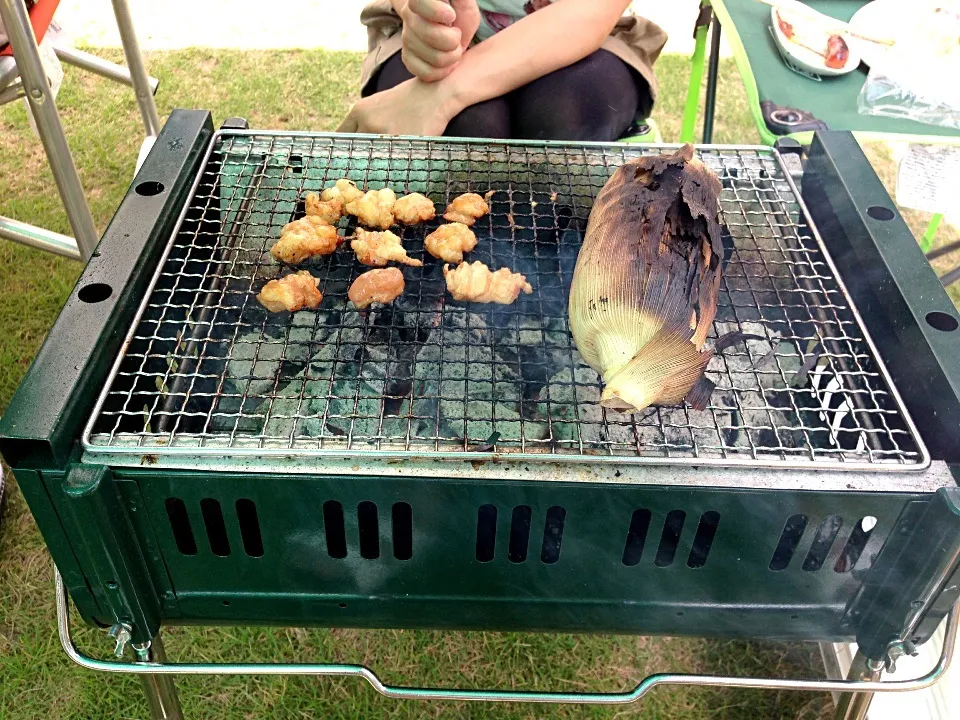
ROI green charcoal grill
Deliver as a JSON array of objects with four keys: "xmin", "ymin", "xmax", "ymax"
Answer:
[{"xmin": 2, "ymin": 110, "xmax": 960, "ymax": 718}]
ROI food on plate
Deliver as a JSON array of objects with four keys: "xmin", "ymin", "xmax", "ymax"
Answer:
[
  {"xmin": 393, "ymin": 192, "xmax": 436, "ymax": 225},
  {"xmin": 348, "ymin": 267, "xmax": 406, "ymax": 309},
  {"xmin": 271, "ymin": 216, "xmax": 342, "ymax": 264},
  {"xmin": 443, "ymin": 192, "xmax": 489, "ymax": 226},
  {"xmin": 424, "ymin": 222, "xmax": 478, "ymax": 263},
  {"xmin": 257, "ymin": 271, "xmax": 323, "ymax": 313},
  {"xmin": 824, "ymin": 34, "xmax": 850, "ymax": 69},
  {"xmin": 320, "ymin": 178, "xmax": 364, "ymax": 205},
  {"xmin": 351, "ymin": 228, "xmax": 423, "ymax": 267},
  {"xmin": 346, "ymin": 188, "xmax": 397, "ymax": 229},
  {"xmin": 568, "ymin": 143, "xmax": 724, "ymax": 414},
  {"xmin": 304, "ymin": 192, "xmax": 343, "ymax": 225},
  {"xmin": 443, "ymin": 261, "xmax": 532, "ymax": 304},
  {"xmin": 775, "ymin": 9, "xmax": 850, "ymax": 68}
]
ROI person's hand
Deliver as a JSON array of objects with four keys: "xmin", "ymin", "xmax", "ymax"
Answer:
[
  {"xmin": 399, "ymin": 0, "xmax": 481, "ymax": 82},
  {"xmin": 337, "ymin": 78, "xmax": 464, "ymax": 135}
]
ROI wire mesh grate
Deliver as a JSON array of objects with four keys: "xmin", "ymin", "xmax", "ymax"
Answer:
[{"xmin": 83, "ymin": 132, "xmax": 925, "ymax": 469}]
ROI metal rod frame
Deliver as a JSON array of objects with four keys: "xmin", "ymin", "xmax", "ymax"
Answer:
[
  {"xmin": 55, "ymin": 568, "xmax": 958, "ymax": 707},
  {"xmin": 133, "ymin": 635, "xmax": 184, "ymax": 720},
  {"xmin": 111, "ymin": 0, "xmax": 160, "ymax": 138},
  {"xmin": 0, "ymin": 214, "xmax": 81, "ymax": 259},
  {"xmin": 0, "ymin": 0, "xmax": 98, "ymax": 259},
  {"xmin": 703, "ymin": 16, "xmax": 722, "ymax": 144},
  {"xmin": 53, "ymin": 44, "xmax": 159, "ymax": 95}
]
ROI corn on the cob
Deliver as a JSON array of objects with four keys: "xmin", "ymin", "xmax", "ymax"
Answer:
[{"xmin": 568, "ymin": 144, "xmax": 724, "ymax": 413}]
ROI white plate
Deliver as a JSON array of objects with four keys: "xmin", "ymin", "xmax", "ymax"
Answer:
[
  {"xmin": 847, "ymin": 0, "xmax": 899, "ymax": 69},
  {"xmin": 770, "ymin": 6, "xmax": 860, "ymax": 77},
  {"xmin": 849, "ymin": 0, "xmax": 960, "ymax": 69}
]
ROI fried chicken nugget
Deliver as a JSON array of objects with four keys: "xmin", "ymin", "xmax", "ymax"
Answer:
[
  {"xmin": 270, "ymin": 216, "xmax": 342, "ymax": 264},
  {"xmin": 257, "ymin": 271, "xmax": 323, "ymax": 313},
  {"xmin": 346, "ymin": 188, "xmax": 397, "ymax": 230},
  {"xmin": 424, "ymin": 222, "xmax": 477, "ymax": 264},
  {"xmin": 443, "ymin": 261, "xmax": 532, "ymax": 305},
  {"xmin": 351, "ymin": 228, "xmax": 423, "ymax": 267},
  {"xmin": 393, "ymin": 192, "xmax": 436, "ymax": 225},
  {"xmin": 320, "ymin": 178, "xmax": 364, "ymax": 205},
  {"xmin": 304, "ymin": 192, "xmax": 343, "ymax": 225},
  {"xmin": 348, "ymin": 267, "xmax": 405, "ymax": 309},
  {"xmin": 443, "ymin": 192, "xmax": 489, "ymax": 226}
]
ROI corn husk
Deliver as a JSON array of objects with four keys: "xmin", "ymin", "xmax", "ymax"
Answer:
[{"xmin": 568, "ymin": 144, "xmax": 724, "ymax": 413}]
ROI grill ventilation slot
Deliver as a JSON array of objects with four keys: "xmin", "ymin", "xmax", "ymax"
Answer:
[
  {"xmin": 540, "ymin": 506, "xmax": 566, "ymax": 564},
  {"xmin": 200, "ymin": 498, "xmax": 230, "ymax": 556},
  {"xmin": 165, "ymin": 497, "xmax": 197, "ymax": 556},
  {"xmin": 802, "ymin": 516, "xmax": 843, "ymax": 572},
  {"xmin": 622, "ymin": 509, "xmax": 652, "ymax": 566},
  {"xmin": 835, "ymin": 516, "xmax": 876, "ymax": 573},
  {"xmin": 508, "ymin": 505, "xmax": 532, "ymax": 563},
  {"xmin": 770, "ymin": 514, "xmax": 809, "ymax": 571},
  {"xmin": 655, "ymin": 510, "xmax": 687, "ymax": 567},
  {"xmin": 476, "ymin": 504, "xmax": 497, "ymax": 562},
  {"xmin": 323, "ymin": 500, "xmax": 347, "ymax": 559},
  {"xmin": 235, "ymin": 499, "xmax": 264, "ymax": 558},
  {"xmin": 687, "ymin": 511, "xmax": 720, "ymax": 568},
  {"xmin": 358, "ymin": 501, "xmax": 380, "ymax": 560},
  {"xmin": 392, "ymin": 502, "xmax": 413, "ymax": 560}
]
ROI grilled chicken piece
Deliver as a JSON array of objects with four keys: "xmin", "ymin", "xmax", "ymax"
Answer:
[
  {"xmin": 257, "ymin": 271, "xmax": 323, "ymax": 313},
  {"xmin": 320, "ymin": 178, "xmax": 364, "ymax": 205},
  {"xmin": 393, "ymin": 192, "xmax": 436, "ymax": 225},
  {"xmin": 271, "ymin": 216, "xmax": 342, "ymax": 264},
  {"xmin": 304, "ymin": 192, "xmax": 344, "ymax": 225},
  {"xmin": 345, "ymin": 188, "xmax": 397, "ymax": 230},
  {"xmin": 351, "ymin": 228, "xmax": 423, "ymax": 267},
  {"xmin": 443, "ymin": 192, "xmax": 489, "ymax": 226},
  {"xmin": 348, "ymin": 267, "xmax": 406, "ymax": 309},
  {"xmin": 443, "ymin": 261, "xmax": 532, "ymax": 304},
  {"xmin": 424, "ymin": 222, "xmax": 477, "ymax": 264}
]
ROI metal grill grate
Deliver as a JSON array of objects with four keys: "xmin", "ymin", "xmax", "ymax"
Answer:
[{"xmin": 82, "ymin": 132, "xmax": 927, "ymax": 470}]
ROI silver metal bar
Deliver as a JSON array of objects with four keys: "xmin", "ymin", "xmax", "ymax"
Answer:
[
  {"xmin": 55, "ymin": 568, "xmax": 958, "ymax": 705},
  {"xmin": 0, "ymin": 55, "xmax": 19, "ymax": 89},
  {"xmin": 0, "ymin": 215, "xmax": 81, "ymax": 260},
  {"xmin": 0, "ymin": 0, "xmax": 98, "ymax": 260},
  {"xmin": 132, "ymin": 636, "xmax": 184, "ymax": 720},
  {"xmin": 111, "ymin": 0, "xmax": 161, "ymax": 138},
  {"xmin": 0, "ymin": 78, "xmax": 24, "ymax": 105},
  {"xmin": 832, "ymin": 650, "xmax": 882, "ymax": 720},
  {"xmin": 53, "ymin": 44, "xmax": 159, "ymax": 94}
]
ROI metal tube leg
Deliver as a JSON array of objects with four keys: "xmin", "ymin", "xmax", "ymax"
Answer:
[
  {"xmin": 703, "ymin": 16, "xmax": 722, "ymax": 144},
  {"xmin": 132, "ymin": 635, "xmax": 184, "ymax": 720},
  {"xmin": 111, "ymin": 0, "xmax": 161, "ymax": 137},
  {"xmin": 0, "ymin": 0, "xmax": 99, "ymax": 259},
  {"xmin": 833, "ymin": 650, "xmax": 881, "ymax": 720},
  {"xmin": 53, "ymin": 44, "xmax": 159, "ymax": 94}
]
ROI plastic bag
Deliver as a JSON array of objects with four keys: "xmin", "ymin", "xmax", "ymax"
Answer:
[{"xmin": 857, "ymin": 5, "xmax": 960, "ymax": 130}]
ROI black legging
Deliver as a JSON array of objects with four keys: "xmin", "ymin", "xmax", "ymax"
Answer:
[{"xmin": 365, "ymin": 49, "xmax": 651, "ymax": 142}]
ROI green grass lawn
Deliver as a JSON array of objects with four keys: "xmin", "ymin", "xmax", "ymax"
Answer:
[{"xmin": 0, "ymin": 47, "xmax": 954, "ymax": 719}]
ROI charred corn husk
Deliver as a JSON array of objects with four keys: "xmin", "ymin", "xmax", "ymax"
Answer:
[{"xmin": 568, "ymin": 144, "xmax": 724, "ymax": 413}]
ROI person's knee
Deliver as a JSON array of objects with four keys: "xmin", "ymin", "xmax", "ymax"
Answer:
[
  {"xmin": 445, "ymin": 99, "xmax": 511, "ymax": 139},
  {"xmin": 513, "ymin": 50, "xmax": 647, "ymax": 141}
]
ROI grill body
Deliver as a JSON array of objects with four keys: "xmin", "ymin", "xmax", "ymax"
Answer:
[{"xmin": 2, "ymin": 111, "xmax": 959, "ymax": 664}]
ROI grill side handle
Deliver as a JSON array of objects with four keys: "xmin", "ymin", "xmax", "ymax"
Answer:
[
  {"xmin": 0, "ymin": 109, "xmax": 214, "ymax": 469},
  {"xmin": 800, "ymin": 131, "xmax": 960, "ymax": 463}
]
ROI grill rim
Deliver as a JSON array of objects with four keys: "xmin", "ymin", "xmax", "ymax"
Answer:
[{"xmin": 79, "ymin": 130, "xmax": 931, "ymax": 473}]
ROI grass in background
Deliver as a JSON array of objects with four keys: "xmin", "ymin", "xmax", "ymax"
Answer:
[{"xmin": 0, "ymin": 47, "xmax": 952, "ymax": 719}]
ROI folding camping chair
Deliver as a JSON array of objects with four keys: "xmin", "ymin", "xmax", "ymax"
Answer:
[
  {"xmin": 0, "ymin": 0, "xmax": 159, "ymax": 261},
  {"xmin": 680, "ymin": 0, "xmax": 960, "ymax": 287}
]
